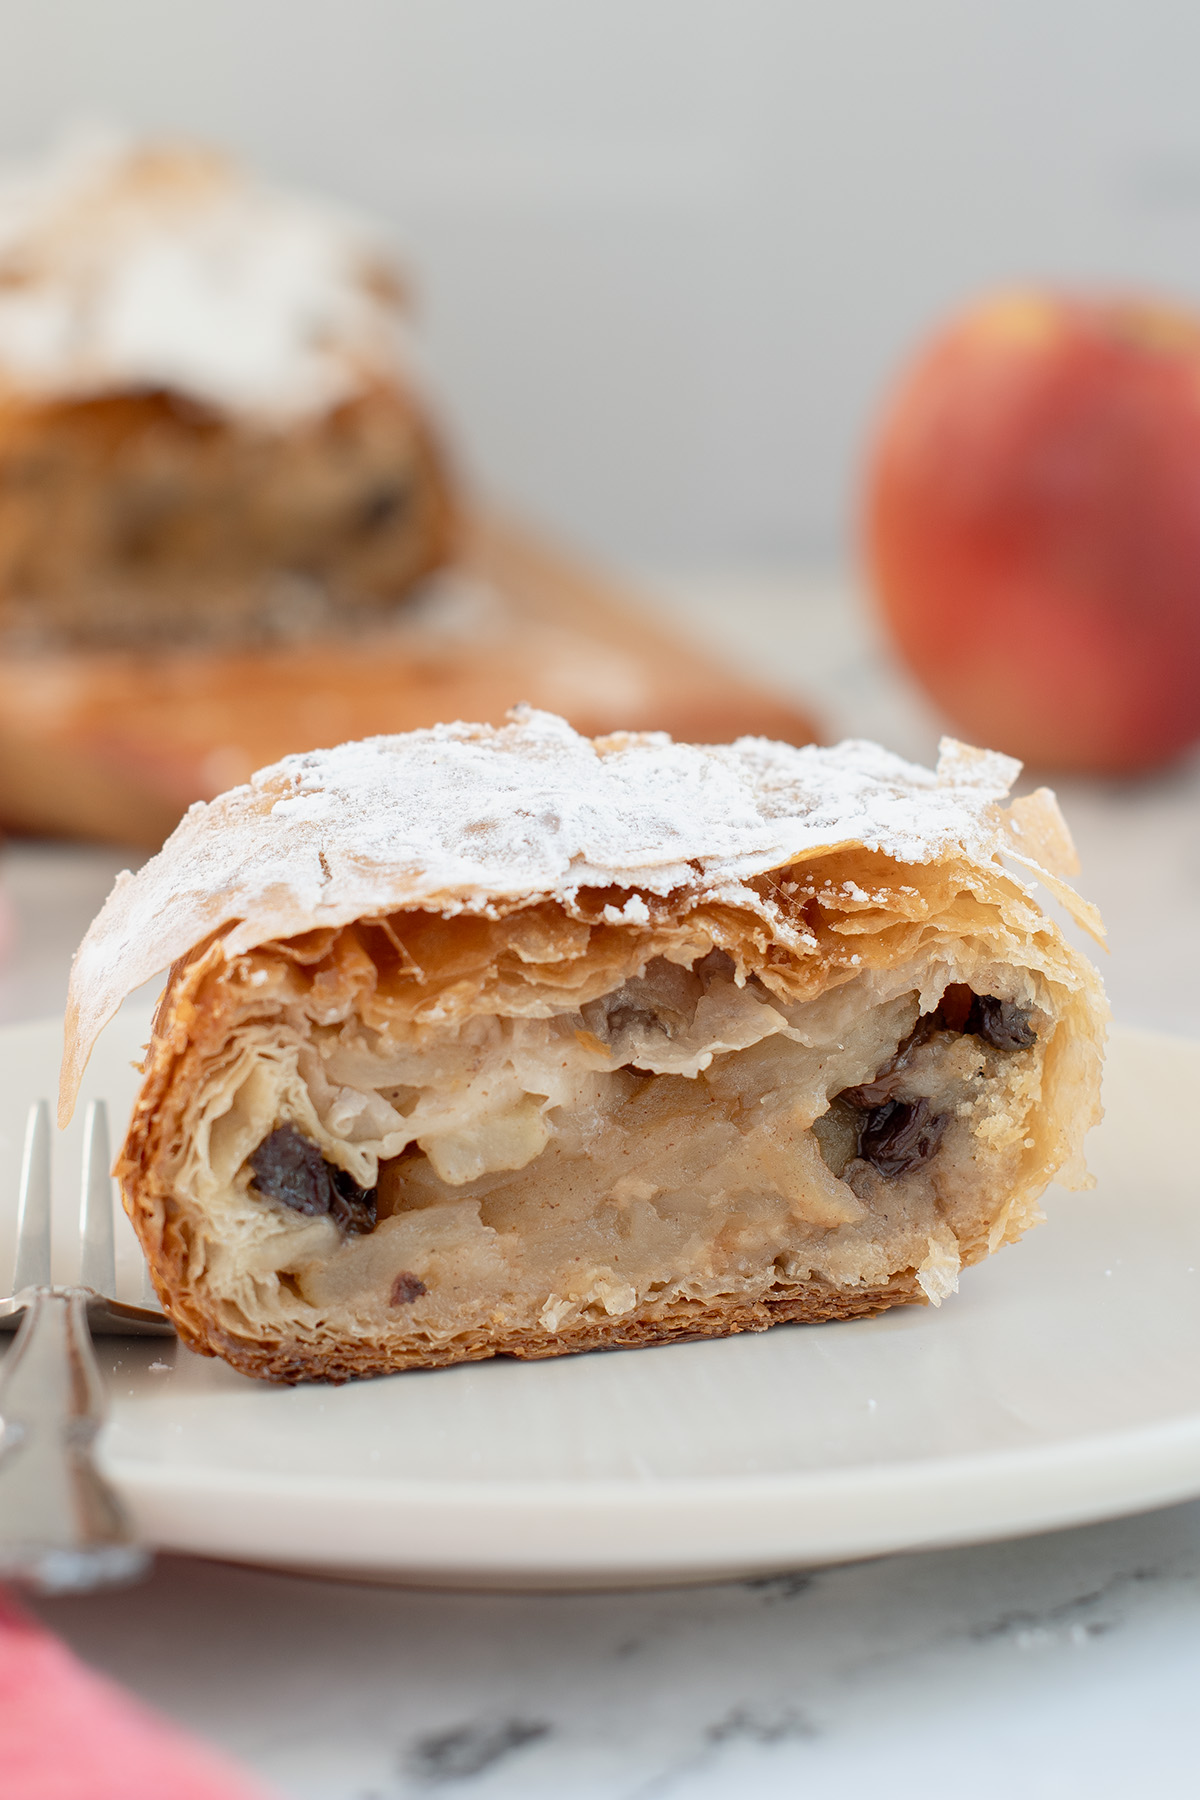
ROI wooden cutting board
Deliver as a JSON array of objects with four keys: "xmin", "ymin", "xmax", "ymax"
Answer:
[{"xmin": 0, "ymin": 515, "xmax": 820, "ymax": 849}]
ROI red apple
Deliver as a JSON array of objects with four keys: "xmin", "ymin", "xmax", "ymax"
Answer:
[{"xmin": 866, "ymin": 291, "xmax": 1200, "ymax": 771}]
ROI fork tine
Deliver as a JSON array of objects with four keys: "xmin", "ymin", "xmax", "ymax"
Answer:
[
  {"xmin": 79, "ymin": 1100, "xmax": 115, "ymax": 1297},
  {"xmin": 12, "ymin": 1101, "xmax": 51, "ymax": 1293}
]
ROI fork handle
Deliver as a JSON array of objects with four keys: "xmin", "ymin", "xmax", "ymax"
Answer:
[{"xmin": 0, "ymin": 1288, "xmax": 150, "ymax": 1593}]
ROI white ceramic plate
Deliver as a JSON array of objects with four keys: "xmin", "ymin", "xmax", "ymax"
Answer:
[{"xmin": 2, "ymin": 1013, "xmax": 1199, "ymax": 1589}]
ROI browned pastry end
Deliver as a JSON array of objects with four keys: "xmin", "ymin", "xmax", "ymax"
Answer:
[
  {"xmin": 0, "ymin": 136, "xmax": 457, "ymax": 652},
  {"xmin": 0, "ymin": 381, "xmax": 456, "ymax": 649}
]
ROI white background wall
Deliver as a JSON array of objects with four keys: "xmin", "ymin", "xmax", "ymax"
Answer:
[{"xmin": 3, "ymin": 0, "xmax": 1200, "ymax": 563}]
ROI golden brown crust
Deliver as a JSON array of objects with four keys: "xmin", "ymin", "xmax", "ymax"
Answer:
[
  {"xmin": 188, "ymin": 1280, "xmax": 924, "ymax": 1386},
  {"xmin": 112, "ymin": 807, "xmax": 1106, "ymax": 1382}
]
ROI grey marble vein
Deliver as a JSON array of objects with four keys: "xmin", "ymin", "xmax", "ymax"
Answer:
[{"xmin": 29, "ymin": 1494, "xmax": 1200, "ymax": 1799}]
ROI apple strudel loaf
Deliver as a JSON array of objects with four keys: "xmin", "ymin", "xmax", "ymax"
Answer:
[
  {"xmin": 61, "ymin": 710, "xmax": 1107, "ymax": 1383},
  {"xmin": 0, "ymin": 134, "xmax": 454, "ymax": 648}
]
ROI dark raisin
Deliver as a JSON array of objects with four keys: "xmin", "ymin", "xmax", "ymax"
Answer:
[
  {"xmin": 249, "ymin": 1125, "xmax": 335, "ymax": 1216},
  {"xmin": 838, "ymin": 1076, "xmax": 891, "ymax": 1110},
  {"xmin": 967, "ymin": 995, "xmax": 1037, "ymax": 1052},
  {"xmin": 857, "ymin": 1097, "xmax": 949, "ymax": 1179},
  {"xmin": 357, "ymin": 482, "xmax": 410, "ymax": 534},
  {"xmin": 390, "ymin": 1271, "xmax": 427, "ymax": 1306},
  {"xmin": 330, "ymin": 1165, "xmax": 378, "ymax": 1236},
  {"xmin": 248, "ymin": 1125, "xmax": 377, "ymax": 1233}
]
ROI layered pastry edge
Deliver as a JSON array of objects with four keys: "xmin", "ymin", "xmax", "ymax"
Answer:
[
  {"xmin": 61, "ymin": 713, "xmax": 1108, "ymax": 1382},
  {"xmin": 117, "ymin": 860, "xmax": 1102, "ymax": 1381}
]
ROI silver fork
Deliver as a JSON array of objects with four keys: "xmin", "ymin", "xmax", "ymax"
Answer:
[{"xmin": 0, "ymin": 1099, "xmax": 173, "ymax": 1594}]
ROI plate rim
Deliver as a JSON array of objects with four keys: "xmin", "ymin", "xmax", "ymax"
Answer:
[
  {"xmin": 13, "ymin": 1013, "xmax": 1200, "ymax": 1586},
  {"xmin": 110, "ymin": 1407, "xmax": 1200, "ymax": 1583}
]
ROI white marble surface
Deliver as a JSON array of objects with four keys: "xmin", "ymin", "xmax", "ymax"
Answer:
[
  {"xmin": 33, "ymin": 1508, "xmax": 1200, "ymax": 1800},
  {"xmin": 12, "ymin": 570, "xmax": 1200, "ymax": 1797}
]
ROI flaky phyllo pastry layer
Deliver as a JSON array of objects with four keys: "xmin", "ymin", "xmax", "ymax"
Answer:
[{"xmin": 61, "ymin": 710, "xmax": 1106, "ymax": 1382}]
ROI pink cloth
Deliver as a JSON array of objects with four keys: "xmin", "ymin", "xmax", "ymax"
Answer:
[{"xmin": 0, "ymin": 1590, "xmax": 275, "ymax": 1800}]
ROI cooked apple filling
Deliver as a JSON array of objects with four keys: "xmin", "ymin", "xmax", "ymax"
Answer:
[{"xmin": 177, "ymin": 938, "xmax": 1053, "ymax": 1351}]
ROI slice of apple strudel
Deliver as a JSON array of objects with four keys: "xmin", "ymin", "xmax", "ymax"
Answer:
[{"xmin": 61, "ymin": 709, "xmax": 1107, "ymax": 1383}]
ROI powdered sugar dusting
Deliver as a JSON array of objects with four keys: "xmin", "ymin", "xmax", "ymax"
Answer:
[
  {"xmin": 60, "ymin": 708, "xmax": 1029, "ymax": 1118},
  {"xmin": 0, "ymin": 131, "xmax": 413, "ymax": 421}
]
